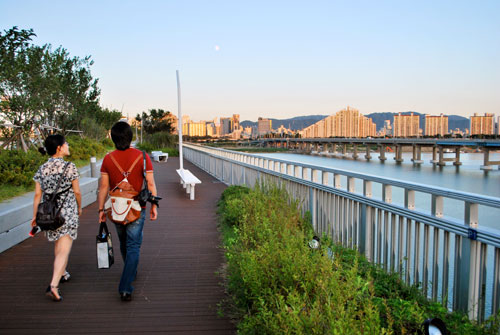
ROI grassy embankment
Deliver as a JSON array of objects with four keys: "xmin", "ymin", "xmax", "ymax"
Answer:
[{"xmin": 217, "ymin": 184, "xmax": 500, "ymax": 334}]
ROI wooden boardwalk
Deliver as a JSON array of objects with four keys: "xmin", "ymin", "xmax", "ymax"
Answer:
[{"xmin": 0, "ymin": 157, "xmax": 236, "ymax": 334}]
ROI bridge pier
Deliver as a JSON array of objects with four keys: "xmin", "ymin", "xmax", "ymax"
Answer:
[
  {"xmin": 480, "ymin": 147, "xmax": 500, "ymax": 170},
  {"xmin": 437, "ymin": 146, "xmax": 462, "ymax": 166},
  {"xmin": 342, "ymin": 143, "xmax": 347, "ymax": 157},
  {"xmin": 411, "ymin": 145, "xmax": 423, "ymax": 165},
  {"xmin": 453, "ymin": 147, "xmax": 462, "ymax": 166},
  {"xmin": 311, "ymin": 143, "xmax": 319, "ymax": 155},
  {"xmin": 394, "ymin": 145, "xmax": 404, "ymax": 163},
  {"xmin": 365, "ymin": 144, "xmax": 372, "ymax": 160},
  {"xmin": 437, "ymin": 146, "xmax": 446, "ymax": 166},
  {"xmin": 430, "ymin": 146, "xmax": 438, "ymax": 164},
  {"xmin": 352, "ymin": 144, "xmax": 359, "ymax": 159},
  {"xmin": 332, "ymin": 143, "xmax": 338, "ymax": 157},
  {"xmin": 378, "ymin": 145, "xmax": 387, "ymax": 161}
]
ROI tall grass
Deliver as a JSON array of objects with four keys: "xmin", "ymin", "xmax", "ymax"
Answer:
[{"xmin": 218, "ymin": 184, "xmax": 500, "ymax": 334}]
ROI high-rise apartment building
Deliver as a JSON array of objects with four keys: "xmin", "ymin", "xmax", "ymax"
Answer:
[
  {"xmin": 470, "ymin": 113, "xmax": 494, "ymax": 135},
  {"xmin": 393, "ymin": 112, "xmax": 419, "ymax": 137},
  {"xmin": 425, "ymin": 114, "xmax": 448, "ymax": 137},
  {"xmin": 182, "ymin": 120, "xmax": 207, "ymax": 137},
  {"xmin": 258, "ymin": 117, "xmax": 272, "ymax": 135},
  {"xmin": 220, "ymin": 117, "xmax": 232, "ymax": 135},
  {"xmin": 300, "ymin": 106, "xmax": 376, "ymax": 138},
  {"xmin": 206, "ymin": 122, "xmax": 217, "ymax": 137},
  {"xmin": 232, "ymin": 114, "xmax": 240, "ymax": 132}
]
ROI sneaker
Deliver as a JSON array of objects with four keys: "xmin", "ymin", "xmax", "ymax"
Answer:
[{"xmin": 120, "ymin": 292, "xmax": 132, "ymax": 302}]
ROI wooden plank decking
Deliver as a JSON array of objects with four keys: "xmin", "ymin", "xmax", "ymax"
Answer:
[{"xmin": 0, "ymin": 157, "xmax": 235, "ymax": 334}]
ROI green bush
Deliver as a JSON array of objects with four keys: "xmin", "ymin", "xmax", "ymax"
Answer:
[
  {"xmin": 0, "ymin": 136, "xmax": 112, "ymax": 200},
  {"xmin": 0, "ymin": 149, "xmax": 46, "ymax": 187},
  {"xmin": 135, "ymin": 137, "xmax": 179, "ymax": 157},
  {"xmin": 81, "ymin": 117, "xmax": 108, "ymax": 141},
  {"xmin": 218, "ymin": 184, "xmax": 500, "ymax": 334},
  {"xmin": 101, "ymin": 138, "xmax": 114, "ymax": 148},
  {"xmin": 66, "ymin": 135, "xmax": 109, "ymax": 161},
  {"xmin": 140, "ymin": 131, "xmax": 176, "ymax": 149}
]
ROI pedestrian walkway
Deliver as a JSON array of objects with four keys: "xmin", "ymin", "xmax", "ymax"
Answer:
[{"xmin": 0, "ymin": 157, "xmax": 235, "ymax": 334}]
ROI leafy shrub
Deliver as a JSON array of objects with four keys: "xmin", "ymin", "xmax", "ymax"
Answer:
[
  {"xmin": 0, "ymin": 149, "xmax": 46, "ymax": 187},
  {"xmin": 218, "ymin": 184, "xmax": 500, "ymax": 334},
  {"xmin": 141, "ymin": 131, "xmax": 176, "ymax": 149},
  {"xmin": 80, "ymin": 117, "xmax": 108, "ymax": 141},
  {"xmin": 101, "ymin": 138, "xmax": 114, "ymax": 148},
  {"xmin": 0, "ymin": 136, "xmax": 111, "ymax": 197},
  {"xmin": 136, "ymin": 138, "xmax": 179, "ymax": 157},
  {"xmin": 217, "ymin": 185, "xmax": 251, "ymax": 226},
  {"xmin": 66, "ymin": 135, "xmax": 108, "ymax": 161},
  {"xmin": 219, "ymin": 184, "xmax": 382, "ymax": 334}
]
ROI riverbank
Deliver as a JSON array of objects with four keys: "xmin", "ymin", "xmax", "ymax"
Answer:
[{"xmin": 218, "ymin": 185, "xmax": 499, "ymax": 334}]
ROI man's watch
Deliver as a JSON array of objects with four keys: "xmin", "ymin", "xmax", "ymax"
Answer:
[{"xmin": 98, "ymin": 209, "xmax": 104, "ymax": 213}]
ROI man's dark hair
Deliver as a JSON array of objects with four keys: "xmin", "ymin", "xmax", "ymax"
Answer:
[
  {"xmin": 111, "ymin": 121, "xmax": 133, "ymax": 150},
  {"xmin": 39, "ymin": 134, "xmax": 65, "ymax": 156}
]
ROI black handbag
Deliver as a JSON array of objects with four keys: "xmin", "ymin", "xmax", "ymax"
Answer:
[
  {"xmin": 36, "ymin": 163, "xmax": 70, "ymax": 231},
  {"xmin": 96, "ymin": 221, "xmax": 114, "ymax": 269}
]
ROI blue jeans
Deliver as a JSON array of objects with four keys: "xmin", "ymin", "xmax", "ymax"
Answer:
[{"xmin": 114, "ymin": 210, "xmax": 146, "ymax": 294}]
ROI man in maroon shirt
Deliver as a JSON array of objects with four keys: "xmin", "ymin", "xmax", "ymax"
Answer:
[{"xmin": 98, "ymin": 121, "xmax": 158, "ymax": 301}]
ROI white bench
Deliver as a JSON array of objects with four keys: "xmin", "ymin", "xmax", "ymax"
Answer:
[
  {"xmin": 151, "ymin": 151, "xmax": 168, "ymax": 162},
  {"xmin": 176, "ymin": 169, "xmax": 201, "ymax": 200}
]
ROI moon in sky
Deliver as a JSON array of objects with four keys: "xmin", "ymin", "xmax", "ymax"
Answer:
[{"xmin": 214, "ymin": 45, "xmax": 220, "ymax": 51}]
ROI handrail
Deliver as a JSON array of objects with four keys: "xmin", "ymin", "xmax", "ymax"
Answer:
[
  {"xmin": 192, "ymin": 144, "xmax": 500, "ymax": 208},
  {"xmin": 183, "ymin": 142, "xmax": 500, "ymax": 322}
]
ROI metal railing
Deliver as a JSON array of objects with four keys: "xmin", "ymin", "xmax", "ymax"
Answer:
[{"xmin": 183, "ymin": 143, "xmax": 500, "ymax": 321}]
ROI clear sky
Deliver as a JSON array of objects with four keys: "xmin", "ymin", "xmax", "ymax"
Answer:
[{"xmin": 2, "ymin": 0, "xmax": 499, "ymax": 122}]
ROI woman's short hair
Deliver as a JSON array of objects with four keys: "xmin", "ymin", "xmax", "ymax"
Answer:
[
  {"xmin": 111, "ymin": 121, "xmax": 133, "ymax": 150},
  {"xmin": 39, "ymin": 134, "xmax": 65, "ymax": 156}
]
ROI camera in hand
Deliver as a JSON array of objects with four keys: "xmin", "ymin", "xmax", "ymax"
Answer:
[{"xmin": 138, "ymin": 188, "xmax": 162, "ymax": 207}]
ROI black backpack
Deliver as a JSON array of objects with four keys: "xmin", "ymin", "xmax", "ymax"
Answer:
[{"xmin": 36, "ymin": 162, "xmax": 71, "ymax": 231}]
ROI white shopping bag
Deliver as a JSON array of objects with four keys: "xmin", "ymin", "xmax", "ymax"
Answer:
[{"xmin": 96, "ymin": 221, "xmax": 114, "ymax": 269}]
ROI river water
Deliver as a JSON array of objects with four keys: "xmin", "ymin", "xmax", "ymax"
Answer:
[{"xmin": 258, "ymin": 151, "xmax": 500, "ymax": 230}]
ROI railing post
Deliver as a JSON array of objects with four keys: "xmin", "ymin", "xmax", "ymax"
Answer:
[
  {"xmin": 454, "ymin": 202, "xmax": 480, "ymax": 319},
  {"xmin": 428, "ymin": 195, "xmax": 443, "ymax": 299},
  {"xmin": 403, "ymin": 189, "xmax": 415, "ymax": 284},
  {"xmin": 382, "ymin": 185, "xmax": 392, "ymax": 271},
  {"xmin": 360, "ymin": 181, "xmax": 373, "ymax": 260},
  {"xmin": 493, "ymin": 248, "xmax": 500, "ymax": 316}
]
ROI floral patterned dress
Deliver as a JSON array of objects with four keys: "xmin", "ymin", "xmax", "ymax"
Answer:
[{"xmin": 33, "ymin": 157, "xmax": 80, "ymax": 241}]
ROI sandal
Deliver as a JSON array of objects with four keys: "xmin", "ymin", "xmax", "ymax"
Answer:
[
  {"xmin": 60, "ymin": 271, "xmax": 71, "ymax": 283},
  {"xmin": 46, "ymin": 285, "xmax": 63, "ymax": 302}
]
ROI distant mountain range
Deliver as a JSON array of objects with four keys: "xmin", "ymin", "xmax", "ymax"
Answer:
[{"xmin": 241, "ymin": 113, "xmax": 469, "ymax": 132}]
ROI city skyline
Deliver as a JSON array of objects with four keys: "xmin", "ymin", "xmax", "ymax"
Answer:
[{"xmin": 2, "ymin": 1, "xmax": 499, "ymax": 121}]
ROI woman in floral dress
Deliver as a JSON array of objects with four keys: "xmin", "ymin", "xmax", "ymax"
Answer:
[{"xmin": 32, "ymin": 135, "xmax": 82, "ymax": 301}]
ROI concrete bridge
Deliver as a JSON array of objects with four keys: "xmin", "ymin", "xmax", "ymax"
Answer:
[{"xmin": 256, "ymin": 138, "xmax": 500, "ymax": 170}]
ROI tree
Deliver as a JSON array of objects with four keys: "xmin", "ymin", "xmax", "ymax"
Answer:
[
  {"xmin": 136, "ymin": 109, "xmax": 174, "ymax": 134},
  {"xmin": 0, "ymin": 26, "xmax": 40, "ymax": 149},
  {"xmin": 0, "ymin": 26, "xmax": 103, "ymax": 150}
]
